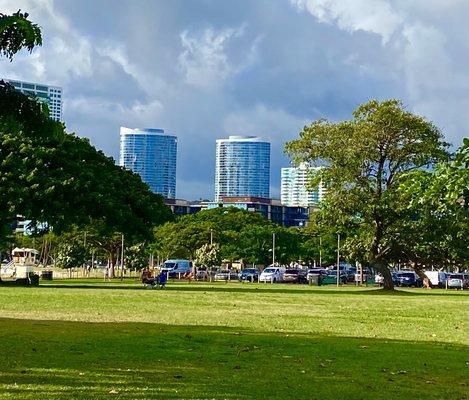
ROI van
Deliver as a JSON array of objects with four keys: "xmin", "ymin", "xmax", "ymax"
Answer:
[
  {"xmin": 424, "ymin": 270, "xmax": 447, "ymax": 288},
  {"xmin": 161, "ymin": 259, "xmax": 193, "ymax": 278},
  {"xmin": 259, "ymin": 266, "xmax": 286, "ymax": 283}
]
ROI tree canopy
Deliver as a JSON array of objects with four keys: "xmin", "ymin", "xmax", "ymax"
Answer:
[
  {"xmin": 0, "ymin": 82, "xmax": 172, "ymax": 243},
  {"xmin": 0, "ymin": 10, "xmax": 172, "ymax": 253},
  {"xmin": 286, "ymin": 99, "xmax": 450, "ymax": 289}
]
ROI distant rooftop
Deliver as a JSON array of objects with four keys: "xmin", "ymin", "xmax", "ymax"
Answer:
[
  {"xmin": 120, "ymin": 126, "xmax": 168, "ymax": 135},
  {"xmin": 216, "ymin": 135, "xmax": 269, "ymax": 143}
]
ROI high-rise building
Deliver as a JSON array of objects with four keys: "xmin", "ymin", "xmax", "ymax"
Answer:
[
  {"xmin": 119, "ymin": 127, "xmax": 177, "ymax": 198},
  {"xmin": 215, "ymin": 135, "xmax": 270, "ymax": 202},
  {"xmin": 281, "ymin": 163, "xmax": 327, "ymax": 207},
  {"xmin": 5, "ymin": 79, "xmax": 63, "ymax": 121}
]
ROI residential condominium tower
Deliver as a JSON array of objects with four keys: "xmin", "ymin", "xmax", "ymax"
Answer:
[
  {"xmin": 215, "ymin": 135, "xmax": 270, "ymax": 202},
  {"xmin": 119, "ymin": 127, "xmax": 177, "ymax": 198},
  {"xmin": 281, "ymin": 163, "xmax": 327, "ymax": 207},
  {"xmin": 6, "ymin": 79, "xmax": 63, "ymax": 121}
]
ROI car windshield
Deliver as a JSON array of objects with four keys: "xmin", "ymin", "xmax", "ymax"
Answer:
[
  {"xmin": 164, "ymin": 263, "xmax": 176, "ymax": 269},
  {"xmin": 449, "ymin": 274, "xmax": 462, "ymax": 279},
  {"xmin": 263, "ymin": 268, "xmax": 276, "ymax": 273},
  {"xmin": 285, "ymin": 269, "xmax": 298, "ymax": 274},
  {"xmin": 243, "ymin": 269, "xmax": 257, "ymax": 273}
]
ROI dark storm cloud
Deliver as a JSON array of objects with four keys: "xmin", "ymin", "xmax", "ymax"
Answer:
[{"xmin": 1, "ymin": 0, "xmax": 468, "ymax": 199}]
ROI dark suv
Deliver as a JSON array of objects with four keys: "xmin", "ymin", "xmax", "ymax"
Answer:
[
  {"xmin": 238, "ymin": 268, "xmax": 260, "ymax": 282},
  {"xmin": 396, "ymin": 271, "xmax": 423, "ymax": 287}
]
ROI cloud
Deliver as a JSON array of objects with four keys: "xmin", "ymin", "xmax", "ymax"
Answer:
[
  {"xmin": 0, "ymin": 0, "xmax": 93, "ymax": 84},
  {"xmin": 178, "ymin": 25, "xmax": 257, "ymax": 89},
  {"xmin": 224, "ymin": 104, "xmax": 310, "ymax": 198},
  {"xmin": 96, "ymin": 43, "xmax": 167, "ymax": 97},
  {"xmin": 2, "ymin": 0, "xmax": 467, "ymax": 200},
  {"xmin": 290, "ymin": 0, "xmax": 469, "ymax": 146},
  {"xmin": 223, "ymin": 103, "xmax": 308, "ymax": 141},
  {"xmin": 291, "ymin": 0, "xmax": 403, "ymax": 44}
]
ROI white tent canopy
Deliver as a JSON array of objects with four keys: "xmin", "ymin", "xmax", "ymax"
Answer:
[{"xmin": 12, "ymin": 248, "xmax": 39, "ymax": 255}]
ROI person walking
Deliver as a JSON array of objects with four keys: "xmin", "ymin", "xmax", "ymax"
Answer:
[{"xmin": 159, "ymin": 270, "xmax": 167, "ymax": 288}]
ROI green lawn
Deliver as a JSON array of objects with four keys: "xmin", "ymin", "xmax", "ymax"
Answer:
[{"xmin": 0, "ymin": 280, "xmax": 467, "ymax": 399}]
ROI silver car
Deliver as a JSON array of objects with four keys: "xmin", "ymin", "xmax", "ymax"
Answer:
[{"xmin": 447, "ymin": 273, "xmax": 469, "ymax": 290}]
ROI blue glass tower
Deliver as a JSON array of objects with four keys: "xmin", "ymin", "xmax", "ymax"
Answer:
[
  {"xmin": 215, "ymin": 135, "xmax": 270, "ymax": 202},
  {"xmin": 119, "ymin": 127, "xmax": 177, "ymax": 198}
]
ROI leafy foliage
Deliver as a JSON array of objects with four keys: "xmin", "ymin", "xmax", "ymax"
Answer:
[
  {"xmin": 55, "ymin": 231, "xmax": 87, "ymax": 269},
  {"xmin": 124, "ymin": 243, "xmax": 149, "ymax": 271},
  {"xmin": 286, "ymin": 99, "xmax": 449, "ymax": 289},
  {"xmin": 153, "ymin": 207, "xmax": 338, "ymax": 266},
  {"xmin": 395, "ymin": 139, "xmax": 469, "ymax": 270},
  {"xmin": 0, "ymin": 10, "xmax": 42, "ymax": 60},
  {"xmin": 0, "ymin": 82, "xmax": 172, "ymax": 245},
  {"xmin": 194, "ymin": 243, "xmax": 220, "ymax": 269}
]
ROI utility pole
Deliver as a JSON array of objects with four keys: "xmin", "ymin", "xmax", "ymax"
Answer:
[
  {"xmin": 272, "ymin": 232, "xmax": 276, "ymax": 266},
  {"xmin": 120, "ymin": 234, "xmax": 124, "ymax": 281},
  {"xmin": 319, "ymin": 236, "xmax": 322, "ymax": 268},
  {"xmin": 336, "ymin": 234, "xmax": 340, "ymax": 287},
  {"xmin": 210, "ymin": 228, "xmax": 213, "ymax": 246}
]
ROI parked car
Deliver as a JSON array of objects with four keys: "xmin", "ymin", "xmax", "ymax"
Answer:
[
  {"xmin": 160, "ymin": 259, "xmax": 193, "ymax": 278},
  {"xmin": 214, "ymin": 270, "xmax": 238, "ymax": 281},
  {"xmin": 306, "ymin": 268, "xmax": 328, "ymax": 281},
  {"xmin": 322, "ymin": 271, "xmax": 347, "ymax": 285},
  {"xmin": 196, "ymin": 268, "xmax": 209, "ymax": 281},
  {"xmin": 396, "ymin": 271, "xmax": 423, "ymax": 287},
  {"xmin": 375, "ymin": 272, "xmax": 399, "ymax": 286},
  {"xmin": 283, "ymin": 269, "xmax": 307, "ymax": 283},
  {"xmin": 259, "ymin": 266, "xmax": 286, "ymax": 283},
  {"xmin": 447, "ymin": 273, "xmax": 469, "ymax": 290},
  {"xmin": 238, "ymin": 268, "xmax": 260, "ymax": 282}
]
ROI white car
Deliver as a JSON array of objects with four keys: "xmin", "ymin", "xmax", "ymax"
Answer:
[
  {"xmin": 259, "ymin": 267, "xmax": 285, "ymax": 283},
  {"xmin": 375, "ymin": 274, "xmax": 384, "ymax": 286}
]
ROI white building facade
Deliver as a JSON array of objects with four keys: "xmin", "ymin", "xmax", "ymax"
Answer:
[
  {"xmin": 281, "ymin": 163, "xmax": 327, "ymax": 207},
  {"xmin": 6, "ymin": 79, "xmax": 63, "ymax": 121}
]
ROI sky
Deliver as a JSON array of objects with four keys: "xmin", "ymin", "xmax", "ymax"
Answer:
[{"xmin": 1, "ymin": 0, "xmax": 468, "ymax": 200}]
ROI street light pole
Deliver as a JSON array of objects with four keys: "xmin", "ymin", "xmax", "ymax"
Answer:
[
  {"xmin": 272, "ymin": 232, "xmax": 276, "ymax": 266},
  {"xmin": 120, "ymin": 234, "xmax": 124, "ymax": 282},
  {"xmin": 336, "ymin": 234, "xmax": 340, "ymax": 287},
  {"xmin": 319, "ymin": 236, "xmax": 322, "ymax": 268},
  {"xmin": 210, "ymin": 228, "xmax": 213, "ymax": 246}
]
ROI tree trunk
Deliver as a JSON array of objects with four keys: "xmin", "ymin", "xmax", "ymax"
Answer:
[
  {"xmin": 371, "ymin": 260, "xmax": 394, "ymax": 290},
  {"xmin": 413, "ymin": 264, "xmax": 430, "ymax": 289},
  {"xmin": 109, "ymin": 252, "xmax": 117, "ymax": 278}
]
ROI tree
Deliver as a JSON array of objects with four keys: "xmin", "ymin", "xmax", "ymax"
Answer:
[
  {"xmin": 286, "ymin": 99, "xmax": 449, "ymax": 289},
  {"xmin": 194, "ymin": 243, "xmax": 220, "ymax": 277},
  {"xmin": 152, "ymin": 207, "xmax": 307, "ymax": 266},
  {"xmin": 0, "ymin": 10, "xmax": 172, "ymax": 283},
  {"xmin": 0, "ymin": 10, "xmax": 42, "ymax": 60},
  {"xmin": 55, "ymin": 231, "xmax": 87, "ymax": 274},
  {"xmin": 395, "ymin": 139, "xmax": 469, "ymax": 272},
  {"xmin": 124, "ymin": 243, "xmax": 149, "ymax": 271},
  {"xmin": 0, "ymin": 82, "xmax": 172, "ymax": 246}
]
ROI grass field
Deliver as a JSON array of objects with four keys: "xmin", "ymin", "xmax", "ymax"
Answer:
[{"xmin": 0, "ymin": 279, "xmax": 467, "ymax": 399}]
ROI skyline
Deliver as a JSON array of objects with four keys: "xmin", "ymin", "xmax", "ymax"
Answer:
[{"xmin": 1, "ymin": 0, "xmax": 468, "ymax": 199}]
